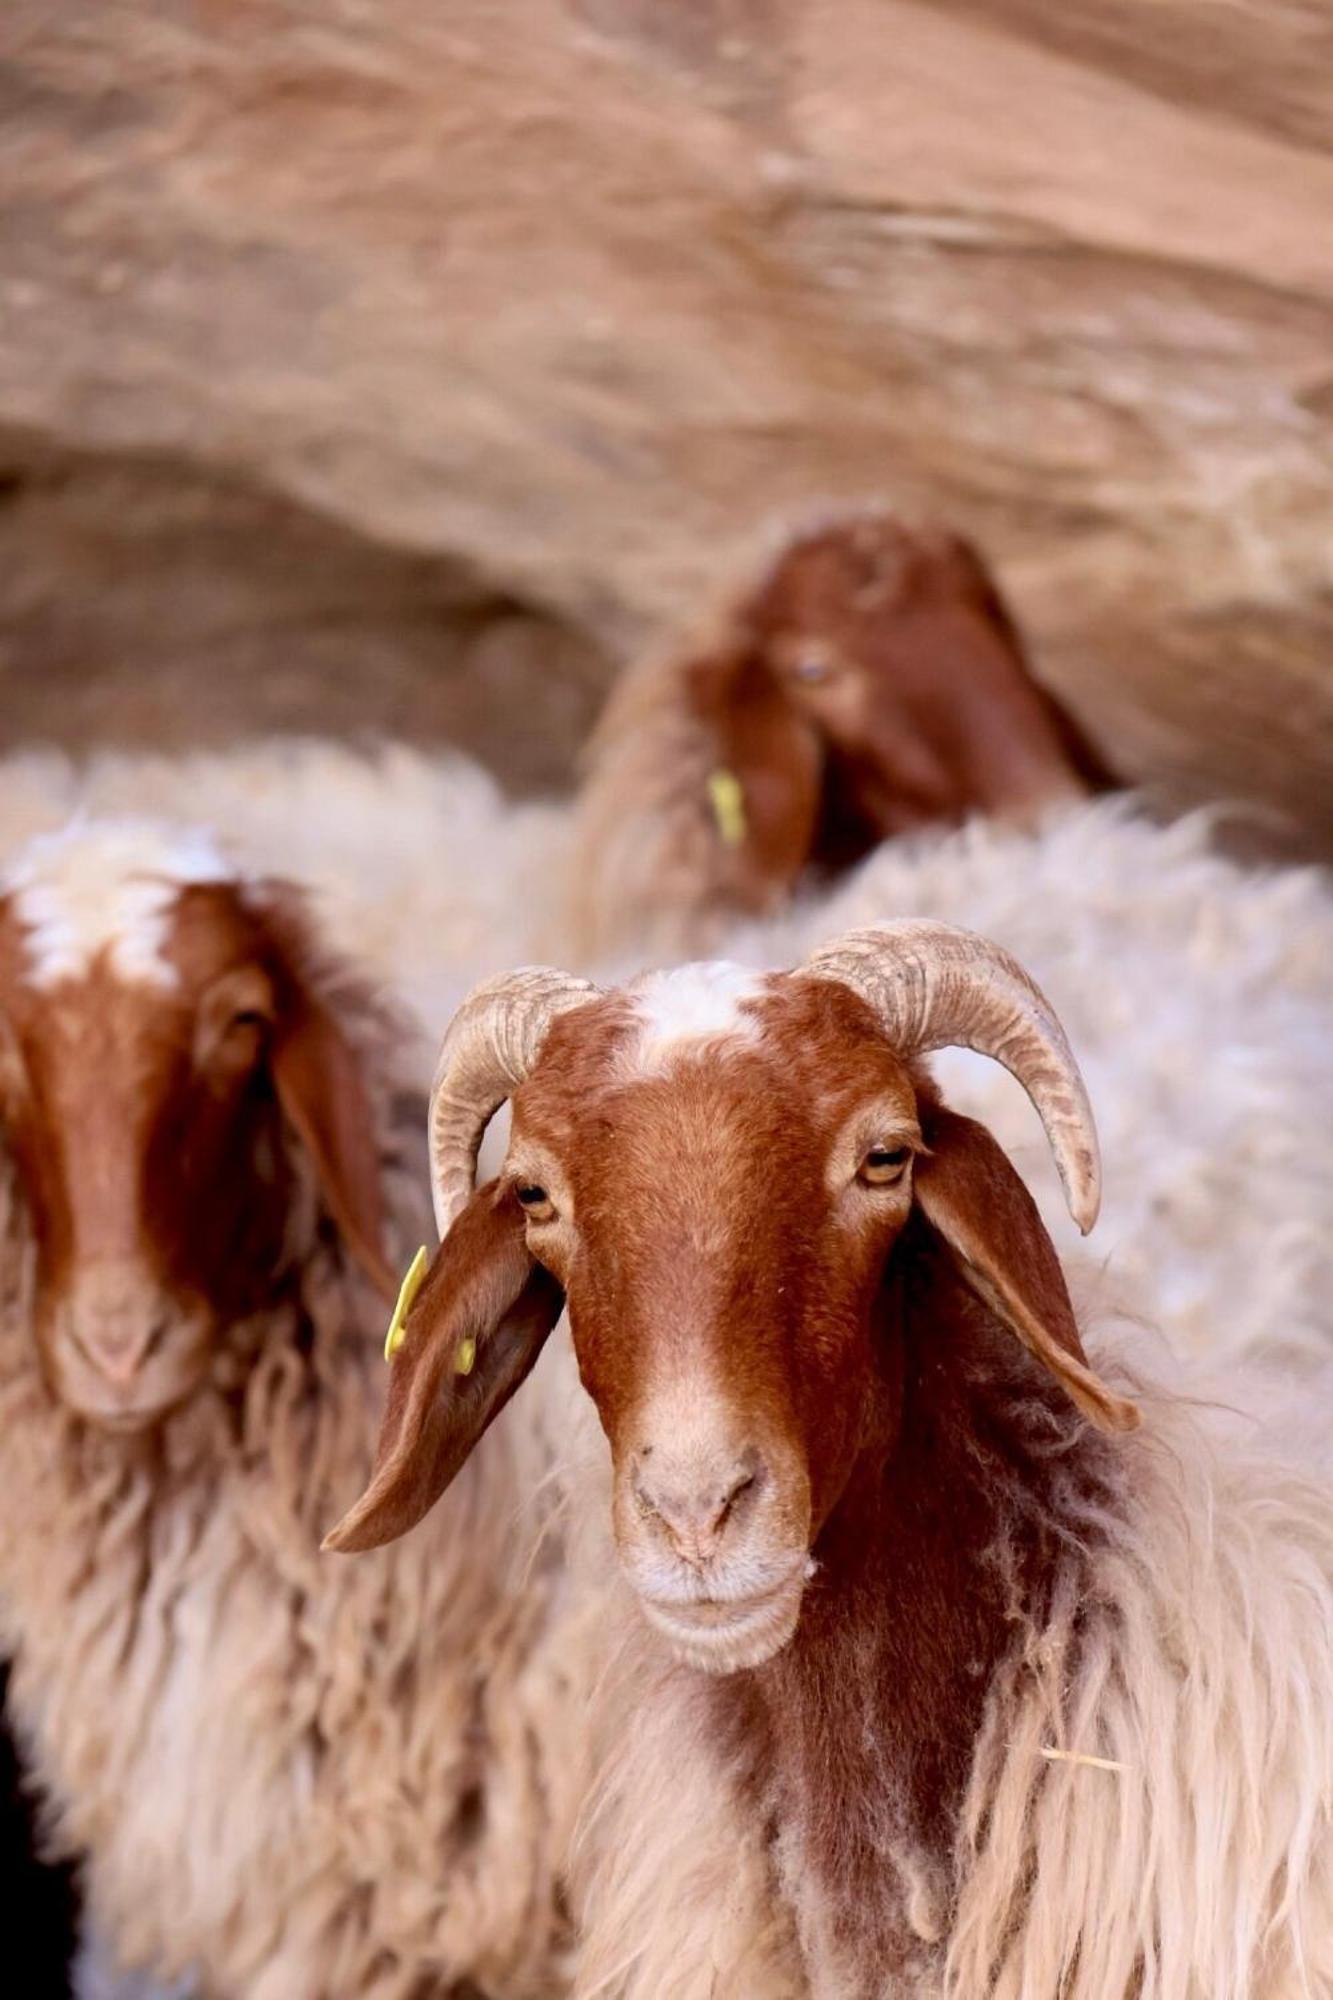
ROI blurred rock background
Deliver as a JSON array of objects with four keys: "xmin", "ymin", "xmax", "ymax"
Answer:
[{"xmin": 2, "ymin": 0, "xmax": 1331, "ymax": 850}]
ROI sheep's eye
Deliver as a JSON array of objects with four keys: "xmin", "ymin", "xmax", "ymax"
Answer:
[
  {"xmin": 516, "ymin": 1183, "xmax": 556, "ymax": 1222},
  {"xmin": 791, "ymin": 652, "xmax": 832, "ymax": 685},
  {"xmin": 859, "ymin": 1144, "xmax": 912, "ymax": 1186},
  {"xmin": 229, "ymin": 1008, "xmax": 269, "ymax": 1033}
]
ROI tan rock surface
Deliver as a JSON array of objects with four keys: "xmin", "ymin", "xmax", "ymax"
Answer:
[{"xmin": 2, "ymin": 0, "xmax": 1330, "ymax": 843}]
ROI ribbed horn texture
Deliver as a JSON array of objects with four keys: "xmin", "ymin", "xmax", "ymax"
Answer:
[
  {"xmin": 803, "ymin": 921, "xmax": 1101, "ymax": 1232},
  {"xmin": 428, "ymin": 967, "xmax": 600, "ymax": 1237}
]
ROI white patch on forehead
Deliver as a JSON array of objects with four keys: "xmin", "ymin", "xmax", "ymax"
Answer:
[
  {"xmin": 625, "ymin": 961, "xmax": 766, "ymax": 1075},
  {"xmin": 2, "ymin": 818, "xmax": 234, "ymax": 991}
]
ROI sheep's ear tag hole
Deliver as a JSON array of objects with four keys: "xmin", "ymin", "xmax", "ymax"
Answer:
[
  {"xmin": 384, "ymin": 1246, "xmax": 429, "ymax": 1361},
  {"xmin": 707, "ymin": 768, "xmax": 748, "ymax": 848}
]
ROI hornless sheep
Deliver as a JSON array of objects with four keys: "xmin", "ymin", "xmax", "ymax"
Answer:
[
  {"xmin": 0, "ymin": 819, "xmax": 584, "ymax": 2000},
  {"xmin": 567, "ymin": 512, "xmax": 1109, "ymax": 960},
  {"xmin": 329, "ymin": 922, "xmax": 1333, "ymax": 1999}
]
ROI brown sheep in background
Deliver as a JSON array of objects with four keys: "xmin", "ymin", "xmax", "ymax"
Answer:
[{"xmin": 568, "ymin": 511, "xmax": 1111, "ymax": 960}]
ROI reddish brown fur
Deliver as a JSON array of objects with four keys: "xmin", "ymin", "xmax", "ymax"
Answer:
[
  {"xmin": 572, "ymin": 513, "xmax": 1113, "ymax": 953},
  {"xmin": 521, "ymin": 985, "xmax": 916, "ymax": 1525},
  {"xmin": 332, "ymin": 973, "xmax": 1131, "ymax": 1984},
  {"xmin": 710, "ymin": 1224, "xmax": 1120, "ymax": 1982},
  {"xmin": 0, "ymin": 881, "xmax": 393, "ymax": 1428}
]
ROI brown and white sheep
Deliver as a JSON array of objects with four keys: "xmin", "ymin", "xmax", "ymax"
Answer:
[
  {"xmin": 0, "ymin": 818, "xmax": 584, "ymax": 2000},
  {"xmin": 329, "ymin": 922, "xmax": 1333, "ymax": 1999},
  {"xmin": 568, "ymin": 512, "xmax": 1108, "ymax": 960}
]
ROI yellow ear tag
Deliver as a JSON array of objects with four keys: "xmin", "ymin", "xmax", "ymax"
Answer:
[
  {"xmin": 454, "ymin": 1335, "xmax": 477, "ymax": 1378},
  {"xmin": 707, "ymin": 767, "xmax": 748, "ymax": 848},
  {"xmin": 384, "ymin": 1246, "xmax": 429, "ymax": 1361}
]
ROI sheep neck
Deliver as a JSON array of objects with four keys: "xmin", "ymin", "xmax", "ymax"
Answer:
[{"xmin": 710, "ymin": 1231, "xmax": 1112, "ymax": 1990}]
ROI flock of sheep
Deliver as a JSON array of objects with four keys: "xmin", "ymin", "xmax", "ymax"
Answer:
[{"xmin": 0, "ymin": 511, "xmax": 1331, "ymax": 2000}]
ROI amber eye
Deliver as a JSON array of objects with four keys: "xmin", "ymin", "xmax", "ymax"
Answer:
[
  {"xmin": 859, "ymin": 1144, "xmax": 912, "ymax": 1187},
  {"xmin": 516, "ymin": 1183, "xmax": 557, "ymax": 1223}
]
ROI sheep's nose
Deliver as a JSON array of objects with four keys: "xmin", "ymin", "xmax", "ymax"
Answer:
[
  {"xmin": 632, "ymin": 1446, "xmax": 765, "ymax": 1565},
  {"xmin": 73, "ymin": 1314, "xmax": 162, "ymax": 1386},
  {"xmin": 62, "ymin": 1264, "xmax": 171, "ymax": 1386}
]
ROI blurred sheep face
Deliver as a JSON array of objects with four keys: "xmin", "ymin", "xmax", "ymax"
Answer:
[
  {"xmin": 505, "ymin": 974, "xmax": 921, "ymax": 1672},
  {"xmin": 750, "ymin": 519, "xmax": 1086, "ymax": 828},
  {"xmin": 0, "ymin": 886, "xmax": 304, "ymax": 1429},
  {"xmin": 0, "ymin": 828, "xmax": 391, "ymax": 1432}
]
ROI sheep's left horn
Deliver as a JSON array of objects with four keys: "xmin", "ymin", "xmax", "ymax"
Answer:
[
  {"xmin": 802, "ymin": 921, "xmax": 1100, "ymax": 1233},
  {"xmin": 429, "ymin": 967, "xmax": 600, "ymax": 1236}
]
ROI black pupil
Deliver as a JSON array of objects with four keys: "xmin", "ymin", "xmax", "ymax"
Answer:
[
  {"xmin": 869, "ymin": 1147, "xmax": 908, "ymax": 1168},
  {"xmin": 517, "ymin": 1184, "xmax": 548, "ymax": 1207}
]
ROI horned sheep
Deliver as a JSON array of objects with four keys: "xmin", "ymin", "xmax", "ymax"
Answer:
[{"xmin": 330, "ymin": 919, "xmax": 1333, "ymax": 2000}]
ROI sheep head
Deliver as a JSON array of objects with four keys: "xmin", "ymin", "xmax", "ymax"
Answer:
[
  {"xmin": 692, "ymin": 513, "xmax": 1107, "ymax": 863},
  {"xmin": 0, "ymin": 821, "xmax": 395, "ymax": 1431},
  {"xmin": 327, "ymin": 923, "xmax": 1138, "ymax": 1676}
]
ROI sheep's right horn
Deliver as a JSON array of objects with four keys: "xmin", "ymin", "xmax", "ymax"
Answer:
[
  {"xmin": 803, "ymin": 921, "xmax": 1100, "ymax": 1233},
  {"xmin": 428, "ymin": 967, "xmax": 600, "ymax": 1237}
]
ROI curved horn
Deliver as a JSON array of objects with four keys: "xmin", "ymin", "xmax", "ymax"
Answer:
[
  {"xmin": 428, "ymin": 967, "xmax": 600, "ymax": 1237},
  {"xmin": 803, "ymin": 921, "xmax": 1100, "ymax": 1233}
]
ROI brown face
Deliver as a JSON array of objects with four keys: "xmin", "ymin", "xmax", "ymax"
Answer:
[
  {"xmin": 503, "ymin": 979, "xmax": 923, "ymax": 1671},
  {"xmin": 325, "ymin": 931, "xmax": 1135, "ymax": 1661},
  {"xmin": 0, "ymin": 882, "xmax": 391, "ymax": 1431},
  {"xmin": 747, "ymin": 520, "xmax": 1096, "ymax": 834}
]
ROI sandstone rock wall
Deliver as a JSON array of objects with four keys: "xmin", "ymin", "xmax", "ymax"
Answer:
[{"xmin": 2, "ymin": 1, "xmax": 1330, "ymax": 845}]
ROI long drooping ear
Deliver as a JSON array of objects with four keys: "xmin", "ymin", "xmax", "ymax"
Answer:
[
  {"xmin": 912, "ymin": 1107, "xmax": 1138, "ymax": 1433},
  {"xmin": 930, "ymin": 531, "xmax": 1116, "ymax": 798},
  {"xmin": 268, "ymin": 984, "xmax": 398, "ymax": 1302},
  {"xmin": 323, "ymin": 1179, "xmax": 563, "ymax": 1554},
  {"xmin": 242, "ymin": 884, "xmax": 398, "ymax": 1302},
  {"xmin": 693, "ymin": 640, "xmax": 825, "ymax": 901},
  {"xmin": 567, "ymin": 622, "xmax": 825, "ymax": 955}
]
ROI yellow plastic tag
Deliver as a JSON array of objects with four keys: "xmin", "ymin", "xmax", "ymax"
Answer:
[
  {"xmin": 707, "ymin": 767, "xmax": 748, "ymax": 848},
  {"xmin": 454, "ymin": 1335, "xmax": 477, "ymax": 1377},
  {"xmin": 384, "ymin": 1246, "xmax": 429, "ymax": 1361}
]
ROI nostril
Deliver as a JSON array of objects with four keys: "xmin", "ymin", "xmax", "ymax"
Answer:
[
  {"xmin": 142, "ymin": 1316, "xmax": 172, "ymax": 1363},
  {"xmin": 716, "ymin": 1465, "xmax": 759, "ymax": 1533},
  {"xmin": 633, "ymin": 1447, "xmax": 770, "ymax": 1563}
]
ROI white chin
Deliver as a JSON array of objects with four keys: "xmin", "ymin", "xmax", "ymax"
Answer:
[{"xmin": 639, "ymin": 1579, "xmax": 805, "ymax": 1674}]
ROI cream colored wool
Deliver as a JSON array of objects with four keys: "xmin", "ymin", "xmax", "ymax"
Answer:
[
  {"xmin": 569, "ymin": 1340, "xmax": 1333, "ymax": 2000},
  {"xmin": 0, "ymin": 839, "xmax": 590, "ymax": 2000},
  {"xmin": 563, "ymin": 809, "xmax": 1333, "ymax": 1996},
  {"xmin": 4, "ymin": 749, "xmax": 1332, "ymax": 1998}
]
